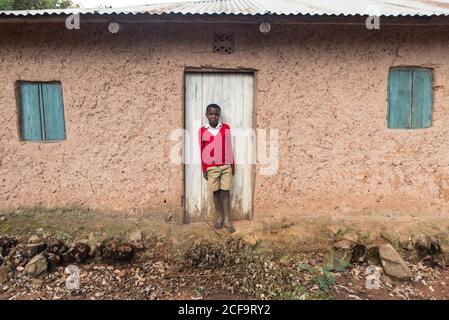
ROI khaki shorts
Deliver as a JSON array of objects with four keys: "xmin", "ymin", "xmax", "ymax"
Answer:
[{"xmin": 207, "ymin": 165, "xmax": 233, "ymax": 192}]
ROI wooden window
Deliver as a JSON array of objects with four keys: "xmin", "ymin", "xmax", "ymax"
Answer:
[
  {"xmin": 19, "ymin": 82, "xmax": 66, "ymax": 141},
  {"xmin": 388, "ymin": 68, "xmax": 433, "ymax": 129}
]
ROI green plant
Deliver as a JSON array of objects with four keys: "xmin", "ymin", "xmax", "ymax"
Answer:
[
  {"xmin": 0, "ymin": 0, "xmax": 77, "ymax": 10},
  {"xmin": 298, "ymin": 263, "xmax": 315, "ymax": 273},
  {"xmin": 316, "ymin": 268, "xmax": 336, "ymax": 292},
  {"xmin": 277, "ymin": 285, "xmax": 307, "ymax": 300},
  {"xmin": 334, "ymin": 259, "xmax": 352, "ymax": 272},
  {"xmin": 193, "ymin": 282, "xmax": 206, "ymax": 297}
]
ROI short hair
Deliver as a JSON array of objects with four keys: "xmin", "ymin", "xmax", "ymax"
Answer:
[{"xmin": 206, "ymin": 103, "xmax": 221, "ymax": 113}]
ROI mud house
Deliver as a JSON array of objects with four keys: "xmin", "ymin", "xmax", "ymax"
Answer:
[{"xmin": 1, "ymin": 0, "xmax": 449, "ymax": 230}]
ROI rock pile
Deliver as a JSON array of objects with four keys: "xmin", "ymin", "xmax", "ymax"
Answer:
[
  {"xmin": 0, "ymin": 235, "xmax": 137, "ymax": 281},
  {"xmin": 324, "ymin": 234, "xmax": 447, "ymax": 281}
]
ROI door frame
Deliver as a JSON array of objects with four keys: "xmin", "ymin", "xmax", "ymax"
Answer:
[{"xmin": 182, "ymin": 67, "xmax": 257, "ymax": 224}]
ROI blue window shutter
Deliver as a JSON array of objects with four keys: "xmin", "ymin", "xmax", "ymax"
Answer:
[
  {"xmin": 20, "ymin": 83, "xmax": 43, "ymax": 141},
  {"xmin": 388, "ymin": 69, "xmax": 412, "ymax": 129},
  {"xmin": 411, "ymin": 69, "xmax": 433, "ymax": 129},
  {"xmin": 41, "ymin": 83, "xmax": 66, "ymax": 140}
]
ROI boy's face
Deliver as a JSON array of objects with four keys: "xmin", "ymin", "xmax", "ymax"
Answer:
[{"xmin": 206, "ymin": 107, "xmax": 221, "ymax": 127}]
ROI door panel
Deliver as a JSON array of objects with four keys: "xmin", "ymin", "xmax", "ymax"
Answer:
[{"xmin": 184, "ymin": 72, "xmax": 254, "ymax": 222}]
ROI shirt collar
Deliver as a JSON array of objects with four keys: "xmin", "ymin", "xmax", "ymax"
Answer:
[{"xmin": 205, "ymin": 121, "xmax": 223, "ymax": 129}]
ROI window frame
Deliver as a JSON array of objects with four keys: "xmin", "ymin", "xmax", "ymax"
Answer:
[
  {"xmin": 387, "ymin": 67, "xmax": 433, "ymax": 130},
  {"xmin": 18, "ymin": 81, "xmax": 67, "ymax": 142}
]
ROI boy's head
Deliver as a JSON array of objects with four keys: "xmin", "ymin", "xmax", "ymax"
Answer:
[{"xmin": 205, "ymin": 103, "xmax": 221, "ymax": 127}]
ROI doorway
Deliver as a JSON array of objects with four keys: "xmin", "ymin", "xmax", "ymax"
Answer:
[{"xmin": 184, "ymin": 71, "xmax": 255, "ymax": 222}]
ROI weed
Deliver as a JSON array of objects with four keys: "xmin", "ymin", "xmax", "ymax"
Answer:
[
  {"xmin": 317, "ymin": 267, "xmax": 337, "ymax": 292},
  {"xmin": 334, "ymin": 259, "xmax": 352, "ymax": 272},
  {"xmin": 298, "ymin": 263, "xmax": 315, "ymax": 273},
  {"xmin": 193, "ymin": 282, "xmax": 207, "ymax": 298}
]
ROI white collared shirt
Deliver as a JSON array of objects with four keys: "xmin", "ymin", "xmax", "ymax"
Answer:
[{"xmin": 205, "ymin": 121, "xmax": 223, "ymax": 137}]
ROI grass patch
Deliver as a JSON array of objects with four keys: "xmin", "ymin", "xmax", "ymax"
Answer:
[{"xmin": 0, "ymin": 223, "xmax": 11, "ymax": 234}]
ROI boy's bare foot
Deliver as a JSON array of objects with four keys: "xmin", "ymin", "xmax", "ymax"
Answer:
[
  {"xmin": 223, "ymin": 222, "xmax": 236, "ymax": 233},
  {"xmin": 214, "ymin": 220, "xmax": 223, "ymax": 229}
]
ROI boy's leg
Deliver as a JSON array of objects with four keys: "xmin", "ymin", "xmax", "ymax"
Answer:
[
  {"xmin": 219, "ymin": 165, "xmax": 235, "ymax": 233},
  {"xmin": 207, "ymin": 167, "xmax": 224, "ymax": 229},
  {"xmin": 213, "ymin": 190, "xmax": 224, "ymax": 229},
  {"xmin": 220, "ymin": 190, "xmax": 235, "ymax": 233}
]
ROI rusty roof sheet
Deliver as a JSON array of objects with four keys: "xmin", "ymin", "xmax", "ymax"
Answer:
[{"xmin": 2, "ymin": 0, "xmax": 449, "ymax": 17}]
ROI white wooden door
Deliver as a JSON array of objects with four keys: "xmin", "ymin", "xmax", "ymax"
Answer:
[{"xmin": 184, "ymin": 72, "xmax": 255, "ymax": 222}]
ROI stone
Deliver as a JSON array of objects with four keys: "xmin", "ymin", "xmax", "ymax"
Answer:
[
  {"xmin": 440, "ymin": 244, "xmax": 449, "ymax": 266},
  {"xmin": 381, "ymin": 231, "xmax": 399, "ymax": 246},
  {"xmin": 99, "ymin": 239, "xmax": 135, "ymax": 262},
  {"xmin": 265, "ymin": 218, "xmax": 294, "ymax": 234},
  {"xmin": 351, "ymin": 244, "xmax": 367, "ymax": 263},
  {"xmin": 365, "ymin": 268, "xmax": 381, "ymax": 290},
  {"xmin": 46, "ymin": 239, "xmax": 68, "ymax": 255},
  {"xmin": 65, "ymin": 265, "xmax": 80, "ymax": 290},
  {"xmin": 323, "ymin": 240, "xmax": 352, "ymax": 270},
  {"xmin": 46, "ymin": 253, "xmax": 62, "ymax": 269},
  {"xmin": 335, "ymin": 240, "xmax": 352, "ymax": 249},
  {"xmin": 378, "ymin": 244, "xmax": 412, "ymax": 280},
  {"xmin": 0, "ymin": 215, "xmax": 6, "ymax": 222},
  {"xmin": 129, "ymin": 230, "xmax": 143, "ymax": 243},
  {"xmin": 308, "ymin": 258, "xmax": 319, "ymax": 266},
  {"xmin": 24, "ymin": 243, "xmax": 47, "ymax": 258},
  {"xmin": 129, "ymin": 231, "xmax": 145, "ymax": 250},
  {"xmin": 340, "ymin": 231, "xmax": 360, "ymax": 243},
  {"xmin": 365, "ymin": 245, "xmax": 381, "ymax": 265},
  {"xmin": 242, "ymin": 234, "xmax": 258, "ymax": 247},
  {"xmin": 398, "ymin": 235, "xmax": 413, "ymax": 251},
  {"xmin": 63, "ymin": 242, "xmax": 91, "ymax": 264},
  {"xmin": 89, "ymin": 232, "xmax": 105, "ymax": 242},
  {"xmin": 414, "ymin": 235, "xmax": 441, "ymax": 259},
  {"xmin": 24, "ymin": 254, "xmax": 48, "ymax": 277},
  {"xmin": 28, "ymin": 235, "xmax": 40, "ymax": 243},
  {"xmin": 380, "ymin": 274, "xmax": 393, "ymax": 286},
  {"xmin": 114, "ymin": 269, "xmax": 127, "ymax": 278},
  {"xmin": 0, "ymin": 266, "xmax": 7, "ymax": 284},
  {"xmin": 72, "ymin": 243, "xmax": 91, "ymax": 262},
  {"xmin": 0, "ymin": 237, "xmax": 18, "ymax": 257},
  {"xmin": 365, "ymin": 265, "xmax": 382, "ymax": 277},
  {"xmin": 78, "ymin": 239, "xmax": 99, "ymax": 257},
  {"xmin": 30, "ymin": 278, "xmax": 44, "ymax": 287},
  {"xmin": 328, "ymin": 224, "xmax": 342, "ymax": 236}
]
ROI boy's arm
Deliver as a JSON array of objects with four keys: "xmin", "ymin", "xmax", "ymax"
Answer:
[
  {"xmin": 225, "ymin": 125, "xmax": 235, "ymax": 174},
  {"xmin": 198, "ymin": 127, "xmax": 207, "ymax": 175}
]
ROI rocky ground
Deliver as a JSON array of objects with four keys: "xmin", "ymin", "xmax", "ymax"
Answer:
[
  {"xmin": 335, "ymin": 263, "xmax": 449, "ymax": 300},
  {"xmin": 3, "ymin": 209, "xmax": 449, "ymax": 300},
  {"xmin": 1, "ymin": 229, "xmax": 449, "ymax": 300}
]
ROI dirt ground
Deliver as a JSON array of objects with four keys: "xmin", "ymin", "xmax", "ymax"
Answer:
[
  {"xmin": 334, "ymin": 265, "xmax": 449, "ymax": 300},
  {"xmin": 1, "ymin": 250, "xmax": 449, "ymax": 300},
  {"xmin": 0, "ymin": 262, "xmax": 449, "ymax": 300},
  {"xmin": 2, "ymin": 208, "xmax": 449, "ymax": 300}
]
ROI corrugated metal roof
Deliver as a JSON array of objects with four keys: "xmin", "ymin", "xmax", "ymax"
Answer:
[{"xmin": 2, "ymin": 0, "xmax": 449, "ymax": 17}]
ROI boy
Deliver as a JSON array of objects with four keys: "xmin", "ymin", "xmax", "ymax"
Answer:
[{"xmin": 199, "ymin": 103, "xmax": 236, "ymax": 233}]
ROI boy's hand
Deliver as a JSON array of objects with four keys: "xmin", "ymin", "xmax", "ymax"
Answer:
[{"xmin": 203, "ymin": 172, "xmax": 208, "ymax": 180}]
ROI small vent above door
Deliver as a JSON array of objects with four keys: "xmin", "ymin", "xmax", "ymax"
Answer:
[{"xmin": 213, "ymin": 33, "xmax": 235, "ymax": 54}]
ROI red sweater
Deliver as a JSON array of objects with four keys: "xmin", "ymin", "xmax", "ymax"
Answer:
[{"xmin": 199, "ymin": 123, "xmax": 235, "ymax": 174}]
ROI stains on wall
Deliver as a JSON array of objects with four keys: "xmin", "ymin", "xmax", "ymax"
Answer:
[{"xmin": 1, "ymin": 22, "xmax": 449, "ymax": 217}]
